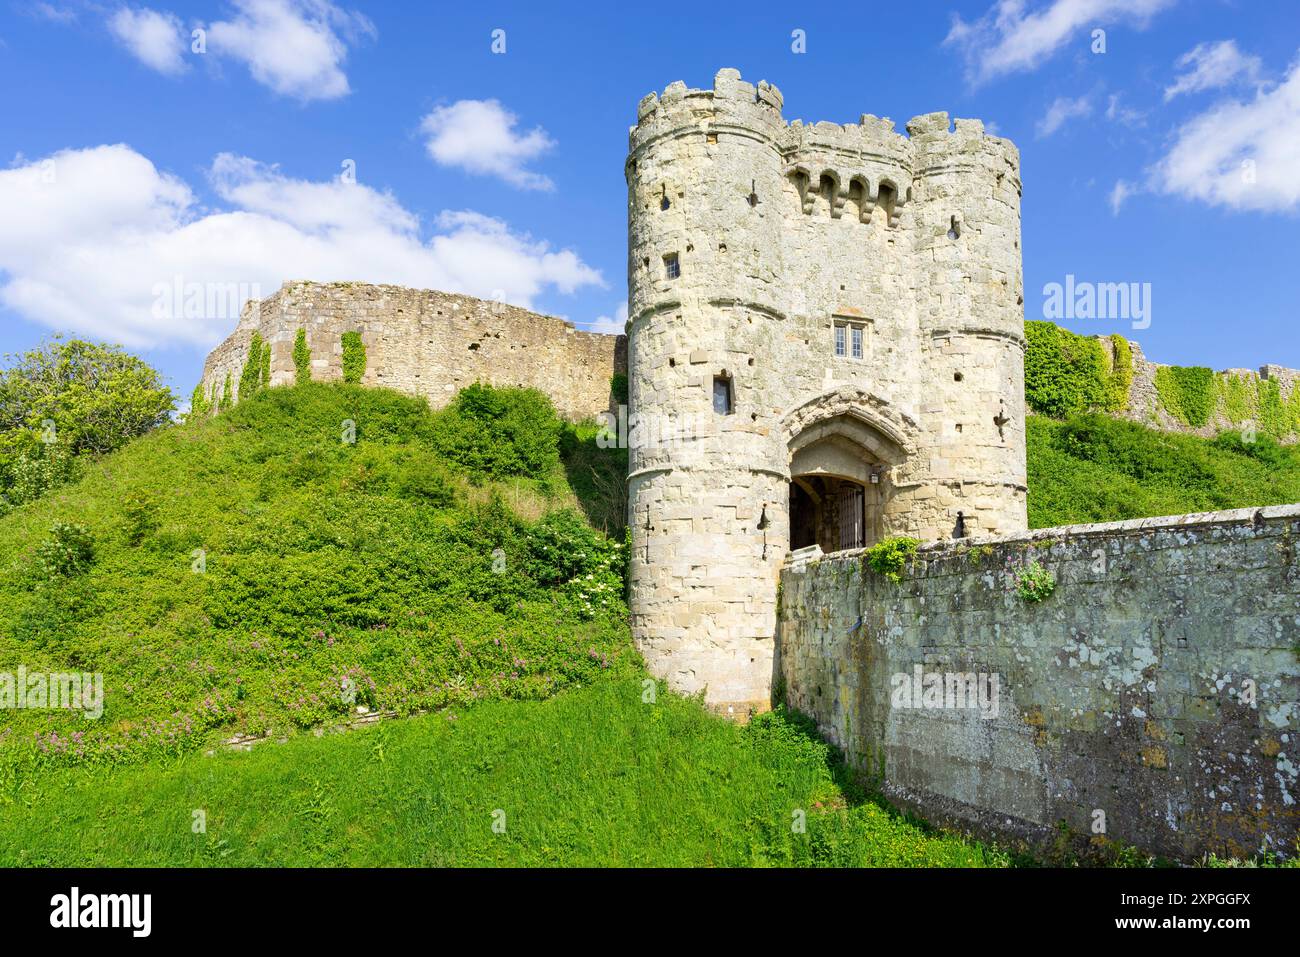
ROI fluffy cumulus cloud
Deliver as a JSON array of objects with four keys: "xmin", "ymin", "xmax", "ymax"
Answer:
[
  {"xmin": 945, "ymin": 0, "xmax": 1176, "ymax": 86},
  {"xmin": 585, "ymin": 301, "xmax": 627, "ymax": 335},
  {"xmin": 421, "ymin": 99, "xmax": 556, "ymax": 191},
  {"xmin": 0, "ymin": 144, "xmax": 603, "ymax": 349},
  {"xmin": 1164, "ymin": 39, "xmax": 1264, "ymax": 101},
  {"xmin": 1035, "ymin": 94, "xmax": 1092, "ymax": 137},
  {"xmin": 107, "ymin": 6, "xmax": 187, "ymax": 75},
  {"xmin": 1149, "ymin": 54, "xmax": 1300, "ymax": 213},
  {"xmin": 206, "ymin": 0, "xmax": 374, "ymax": 101}
]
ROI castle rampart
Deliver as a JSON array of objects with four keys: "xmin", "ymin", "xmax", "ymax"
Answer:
[{"xmin": 200, "ymin": 281, "xmax": 626, "ymax": 423}]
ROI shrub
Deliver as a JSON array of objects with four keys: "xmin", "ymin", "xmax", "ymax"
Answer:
[
  {"xmin": 121, "ymin": 492, "xmax": 160, "ymax": 545},
  {"xmin": 35, "ymin": 522, "xmax": 96, "ymax": 579},
  {"xmin": 431, "ymin": 383, "xmax": 562, "ymax": 479},
  {"xmin": 1014, "ymin": 560, "xmax": 1056, "ymax": 602},
  {"xmin": 1024, "ymin": 321, "xmax": 1107, "ymax": 418},
  {"xmin": 293, "ymin": 329, "xmax": 312, "ymax": 385},
  {"xmin": 341, "ymin": 332, "xmax": 366, "ymax": 384},
  {"xmin": 394, "ymin": 458, "xmax": 457, "ymax": 508},
  {"xmin": 865, "ymin": 536, "xmax": 920, "ymax": 583}
]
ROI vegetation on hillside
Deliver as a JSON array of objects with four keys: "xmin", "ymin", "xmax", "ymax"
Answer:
[
  {"xmin": 1027, "ymin": 413, "xmax": 1300, "ymax": 527},
  {"xmin": 0, "ymin": 383, "xmax": 632, "ymax": 769}
]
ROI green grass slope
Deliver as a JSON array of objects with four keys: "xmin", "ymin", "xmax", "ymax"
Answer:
[
  {"xmin": 1027, "ymin": 413, "xmax": 1300, "ymax": 528},
  {"xmin": 0, "ymin": 678, "xmax": 1006, "ymax": 867},
  {"xmin": 0, "ymin": 384, "xmax": 634, "ymax": 768}
]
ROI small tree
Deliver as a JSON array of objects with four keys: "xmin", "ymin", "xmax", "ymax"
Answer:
[
  {"xmin": 342, "ymin": 332, "xmax": 366, "ymax": 384},
  {"xmin": 293, "ymin": 329, "xmax": 312, "ymax": 385}
]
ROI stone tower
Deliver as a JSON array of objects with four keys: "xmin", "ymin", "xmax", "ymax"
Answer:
[{"xmin": 625, "ymin": 69, "xmax": 1028, "ymax": 714}]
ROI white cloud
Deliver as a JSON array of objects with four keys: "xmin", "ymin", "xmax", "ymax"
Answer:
[
  {"xmin": 108, "ymin": 7, "xmax": 187, "ymax": 75},
  {"xmin": 1035, "ymin": 94, "xmax": 1093, "ymax": 137},
  {"xmin": 31, "ymin": 2, "xmax": 77, "ymax": 23},
  {"xmin": 944, "ymin": 0, "xmax": 1176, "ymax": 86},
  {"xmin": 585, "ymin": 301, "xmax": 627, "ymax": 335},
  {"xmin": 207, "ymin": 0, "xmax": 374, "ymax": 101},
  {"xmin": 420, "ymin": 99, "xmax": 555, "ymax": 191},
  {"xmin": 1104, "ymin": 93, "xmax": 1145, "ymax": 127},
  {"xmin": 1109, "ymin": 179, "xmax": 1134, "ymax": 215},
  {"xmin": 0, "ymin": 145, "xmax": 603, "ymax": 349},
  {"xmin": 1149, "ymin": 54, "xmax": 1300, "ymax": 213},
  {"xmin": 1164, "ymin": 39, "xmax": 1263, "ymax": 100}
]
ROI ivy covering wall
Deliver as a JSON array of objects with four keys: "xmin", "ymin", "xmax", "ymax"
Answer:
[
  {"xmin": 1024, "ymin": 321, "xmax": 1132, "ymax": 418},
  {"xmin": 341, "ymin": 331, "xmax": 367, "ymax": 385}
]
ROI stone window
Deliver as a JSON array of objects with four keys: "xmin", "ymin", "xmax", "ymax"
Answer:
[
  {"xmin": 833, "ymin": 320, "xmax": 868, "ymax": 359},
  {"xmin": 712, "ymin": 374, "xmax": 733, "ymax": 415},
  {"xmin": 664, "ymin": 253, "xmax": 680, "ymax": 280}
]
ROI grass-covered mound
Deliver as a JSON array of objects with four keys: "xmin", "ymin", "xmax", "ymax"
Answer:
[
  {"xmin": 0, "ymin": 678, "xmax": 1007, "ymax": 867},
  {"xmin": 0, "ymin": 383, "xmax": 633, "ymax": 768},
  {"xmin": 1027, "ymin": 413, "xmax": 1300, "ymax": 528}
]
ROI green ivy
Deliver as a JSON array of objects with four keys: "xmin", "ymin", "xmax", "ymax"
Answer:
[
  {"xmin": 864, "ymin": 536, "xmax": 920, "ymax": 583},
  {"xmin": 239, "ymin": 333, "xmax": 265, "ymax": 400},
  {"xmin": 293, "ymin": 329, "xmax": 312, "ymax": 385},
  {"xmin": 1216, "ymin": 372, "xmax": 1255, "ymax": 425},
  {"xmin": 1103, "ymin": 335, "xmax": 1133, "ymax": 412},
  {"xmin": 260, "ymin": 338, "xmax": 271, "ymax": 387},
  {"xmin": 1154, "ymin": 365, "xmax": 1215, "ymax": 427},
  {"xmin": 221, "ymin": 372, "xmax": 232, "ymax": 410},
  {"xmin": 341, "ymin": 332, "xmax": 366, "ymax": 384}
]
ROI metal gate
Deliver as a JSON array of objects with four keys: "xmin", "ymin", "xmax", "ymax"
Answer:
[{"xmin": 838, "ymin": 485, "xmax": 864, "ymax": 551}]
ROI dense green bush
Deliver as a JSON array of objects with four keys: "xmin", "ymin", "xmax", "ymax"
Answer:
[
  {"xmin": 432, "ymin": 383, "xmax": 562, "ymax": 479},
  {"xmin": 0, "ymin": 339, "xmax": 174, "ymax": 511},
  {"xmin": 1024, "ymin": 321, "xmax": 1129, "ymax": 417},
  {"xmin": 34, "ymin": 521, "xmax": 95, "ymax": 579},
  {"xmin": 1027, "ymin": 413, "xmax": 1300, "ymax": 527}
]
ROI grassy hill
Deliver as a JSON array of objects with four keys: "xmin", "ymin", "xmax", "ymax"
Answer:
[
  {"xmin": 0, "ymin": 384, "xmax": 636, "ymax": 768},
  {"xmin": 1, "ymin": 381, "xmax": 1297, "ymax": 866}
]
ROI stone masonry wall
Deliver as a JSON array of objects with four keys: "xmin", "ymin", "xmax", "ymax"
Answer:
[
  {"xmin": 200, "ymin": 281, "xmax": 627, "ymax": 423},
  {"xmin": 778, "ymin": 504, "xmax": 1300, "ymax": 861}
]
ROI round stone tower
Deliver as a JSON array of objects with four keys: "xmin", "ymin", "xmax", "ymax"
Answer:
[{"xmin": 625, "ymin": 70, "xmax": 1027, "ymax": 715}]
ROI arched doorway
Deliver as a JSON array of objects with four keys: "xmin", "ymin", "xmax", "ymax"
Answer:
[{"xmin": 783, "ymin": 390, "xmax": 916, "ymax": 555}]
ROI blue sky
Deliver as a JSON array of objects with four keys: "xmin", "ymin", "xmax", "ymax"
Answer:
[{"xmin": 0, "ymin": 0, "xmax": 1297, "ymax": 399}]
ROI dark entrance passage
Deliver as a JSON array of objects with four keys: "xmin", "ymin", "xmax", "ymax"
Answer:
[{"xmin": 789, "ymin": 476, "xmax": 869, "ymax": 553}]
